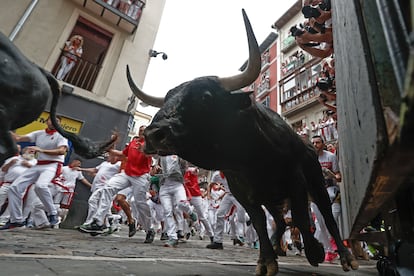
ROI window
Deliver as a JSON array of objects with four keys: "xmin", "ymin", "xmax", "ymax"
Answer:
[
  {"xmin": 261, "ymin": 96, "xmax": 270, "ymax": 108},
  {"xmin": 52, "ymin": 16, "xmax": 113, "ymax": 91}
]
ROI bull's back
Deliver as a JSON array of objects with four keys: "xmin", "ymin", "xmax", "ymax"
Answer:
[{"xmin": 0, "ymin": 32, "xmax": 50, "ymax": 129}]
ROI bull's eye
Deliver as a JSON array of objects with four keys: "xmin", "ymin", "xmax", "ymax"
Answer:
[{"xmin": 201, "ymin": 91, "xmax": 213, "ymax": 106}]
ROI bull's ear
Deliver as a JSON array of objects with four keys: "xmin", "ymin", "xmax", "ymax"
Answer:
[{"xmin": 230, "ymin": 90, "xmax": 253, "ymax": 109}]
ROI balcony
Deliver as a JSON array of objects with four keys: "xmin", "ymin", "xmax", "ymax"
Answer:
[
  {"xmin": 52, "ymin": 49, "xmax": 101, "ymax": 91},
  {"xmin": 281, "ymin": 87, "xmax": 319, "ymax": 117},
  {"xmin": 261, "ymin": 52, "xmax": 270, "ymax": 69},
  {"xmin": 256, "ymin": 78, "xmax": 270, "ymax": 98},
  {"xmin": 71, "ymin": 0, "xmax": 145, "ymax": 34},
  {"xmin": 281, "ymin": 53, "xmax": 315, "ymax": 78},
  {"xmin": 281, "ymin": 35, "xmax": 296, "ymax": 53}
]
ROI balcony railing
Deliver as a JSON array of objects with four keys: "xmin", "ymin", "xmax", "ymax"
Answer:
[
  {"xmin": 52, "ymin": 49, "xmax": 101, "ymax": 91},
  {"xmin": 72, "ymin": 0, "xmax": 145, "ymax": 33},
  {"xmin": 256, "ymin": 78, "xmax": 270, "ymax": 98},
  {"xmin": 281, "ymin": 53, "xmax": 313, "ymax": 77},
  {"xmin": 281, "ymin": 87, "xmax": 318, "ymax": 115},
  {"xmin": 261, "ymin": 52, "xmax": 270, "ymax": 68},
  {"xmin": 281, "ymin": 35, "xmax": 296, "ymax": 52}
]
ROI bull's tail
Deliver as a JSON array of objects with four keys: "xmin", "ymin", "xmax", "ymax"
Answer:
[{"xmin": 41, "ymin": 68, "xmax": 117, "ymax": 158}]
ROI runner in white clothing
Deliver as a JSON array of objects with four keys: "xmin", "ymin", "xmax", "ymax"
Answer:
[
  {"xmin": 0, "ymin": 146, "xmax": 37, "ymax": 223},
  {"xmin": 156, "ymin": 155, "xmax": 198, "ymax": 247},
  {"xmin": 207, "ymin": 170, "xmax": 247, "ymax": 249},
  {"xmin": 80, "ymin": 154, "xmax": 121, "ymax": 193},
  {"xmin": 80, "ymin": 153, "xmax": 121, "ymax": 225},
  {"xmin": 1, "ymin": 116, "xmax": 68, "ymax": 229}
]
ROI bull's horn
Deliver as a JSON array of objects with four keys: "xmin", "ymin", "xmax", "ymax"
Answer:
[
  {"xmin": 126, "ymin": 65, "xmax": 165, "ymax": 108},
  {"xmin": 218, "ymin": 9, "xmax": 261, "ymax": 92}
]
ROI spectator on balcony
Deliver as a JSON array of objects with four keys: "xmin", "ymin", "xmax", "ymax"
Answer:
[
  {"xmin": 119, "ymin": 0, "xmax": 131, "ymax": 14},
  {"xmin": 298, "ymin": 50, "xmax": 305, "ymax": 65},
  {"xmin": 311, "ymin": 121, "xmax": 320, "ymax": 136},
  {"xmin": 326, "ymin": 112, "xmax": 338, "ymax": 140},
  {"xmin": 281, "ymin": 62, "xmax": 288, "ymax": 76},
  {"xmin": 56, "ymin": 35, "xmax": 84, "ymax": 81},
  {"xmin": 127, "ymin": 0, "xmax": 144, "ymax": 20}
]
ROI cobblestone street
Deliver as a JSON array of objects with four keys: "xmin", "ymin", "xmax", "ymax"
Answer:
[{"xmin": 0, "ymin": 226, "xmax": 377, "ymax": 275}]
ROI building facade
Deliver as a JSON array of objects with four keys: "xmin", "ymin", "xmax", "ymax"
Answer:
[
  {"xmin": 1, "ymin": 0, "xmax": 164, "ymax": 150},
  {"xmin": 0, "ymin": 0, "xmax": 165, "ymax": 226},
  {"xmin": 272, "ymin": 0, "xmax": 335, "ymax": 142}
]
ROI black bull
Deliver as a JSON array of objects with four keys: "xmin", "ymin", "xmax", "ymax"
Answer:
[
  {"xmin": 0, "ymin": 32, "xmax": 116, "ymax": 166},
  {"xmin": 127, "ymin": 9, "xmax": 358, "ymax": 276}
]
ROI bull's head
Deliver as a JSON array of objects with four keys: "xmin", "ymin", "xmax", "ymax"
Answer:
[{"xmin": 126, "ymin": 9, "xmax": 261, "ymax": 168}]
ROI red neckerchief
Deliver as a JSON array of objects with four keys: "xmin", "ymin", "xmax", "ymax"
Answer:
[
  {"xmin": 219, "ymin": 171, "xmax": 225, "ymax": 179},
  {"xmin": 45, "ymin": 128, "xmax": 57, "ymax": 135}
]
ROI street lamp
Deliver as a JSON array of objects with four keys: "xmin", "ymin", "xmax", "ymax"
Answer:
[{"xmin": 149, "ymin": 49, "xmax": 168, "ymax": 60}]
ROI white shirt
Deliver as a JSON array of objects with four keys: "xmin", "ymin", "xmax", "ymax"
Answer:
[
  {"xmin": 91, "ymin": 161, "xmax": 121, "ymax": 192},
  {"xmin": 2, "ymin": 156, "xmax": 37, "ymax": 183},
  {"xmin": 60, "ymin": 166, "xmax": 85, "ymax": 192},
  {"xmin": 27, "ymin": 130, "xmax": 68, "ymax": 162}
]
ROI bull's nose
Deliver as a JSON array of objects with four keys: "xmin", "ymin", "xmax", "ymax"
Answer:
[{"xmin": 143, "ymin": 139, "xmax": 156, "ymax": 154}]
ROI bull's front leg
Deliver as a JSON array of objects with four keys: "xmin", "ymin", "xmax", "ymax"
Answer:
[
  {"xmin": 289, "ymin": 176, "xmax": 325, "ymax": 266},
  {"xmin": 245, "ymin": 205, "xmax": 279, "ymax": 276}
]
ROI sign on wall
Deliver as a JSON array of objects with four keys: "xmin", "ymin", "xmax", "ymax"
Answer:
[{"xmin": 15, "ymin": 111, "xmax": 83, "ymax": 135}]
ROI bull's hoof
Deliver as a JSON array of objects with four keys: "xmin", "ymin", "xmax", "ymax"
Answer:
[
  {"xmin": 255, "ymin": 262, "xmax": 266, "ymax": 276},
  {"xmin": 339, "ymin": 251, "xmax": 359, "ymax": 271},
  {"xmin": 255, "ymin": 259, "xmax": 279, "ymax": 276},
  {"xmin": 305, "ymin": 240, "xmax": 325, "ymax": 266},
  {"xmin": 255, "ymin": 258, "xmax": 266, "ymax": 275}
]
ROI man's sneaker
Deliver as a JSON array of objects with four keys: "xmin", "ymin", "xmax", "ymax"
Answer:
[
  {"xmin": 233, "ymin": 237, "xmax": 245, "ymax": 246},
  {"xmin": 79, "ymin": 221, "xmax": 107, "ymax": 234},
  {"xmin": 206, "ymin": 242, "xmax": 223, "ymax": 250},
  {"xmin": 34, "ymin": 223, "xmax": 51, "ymax": 230},
  {"xmin": 128, "ymin": 219, "xmax": 137, "ymax": 237},
  {"xmin": 48, "ymin": 215, "xmax": 60, "ymax": 226},
  {"xmin": 102, "ymin": 225, "xmax": 120, "ymax": 236},
  {"xmin": 0, "ymin": 221, "xmax": 25, "ymax": 230},
  {"xmin": 160, "ymin": 232, "xmax": 169, "ymax": 241},
  {"xmin": 189, "ymin": 212, "xmax": 198, "ymax": 222},
  {"xmin": 164, "ymin": 239, "xmax": 178, "ymax": 248},
  {"xmin": 177, "ymin": 230, "xmax": 185, "ymax": 240},
  {"xmin": 144, "ymin": 229, "xmax": 155, "ymax": 243}
]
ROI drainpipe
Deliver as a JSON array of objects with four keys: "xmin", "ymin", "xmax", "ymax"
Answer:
[{"xmin": 9, "ymin": 0, "xmax": 39, "ymax": 41}]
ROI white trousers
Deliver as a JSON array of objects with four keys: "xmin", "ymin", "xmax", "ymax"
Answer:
[
  {"xmin": 310, "ymin": 202, "xmax": 334, "ymax": 252},
  {"xmin": 148, "ymin": 200, "xmax": 164, "ymax": 228},
  {"xmin": 8, "ymin": 163, "xmax": 59, "ymax": 223},
  {"xmin": 85, "ymin": 188, "xmax": 109, "ymax": 225},
  {"xmin": 213, "ymin": 193, "xmax": 246, "ymax": 243},
  {"xmin": 190, "ymin": 196, "xmax": 214, "ymax": 238},
  {"xmin": 159, "ymin": 182, "xmax": 192, "ymax": 240},
  {"xmin": 208, "ymin": 207, "xmax": 218, "ymax": 229},
  {"xmin": 92, "ymin": 172, "xmax": 151, "ymax": 230},
  {"xmin": 56, "ymin": 58, "xmax": 75, "ymax": 80},
  {"xmin": 0, "ymin": 183, "xmax": 11, "ymax": 208}
]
